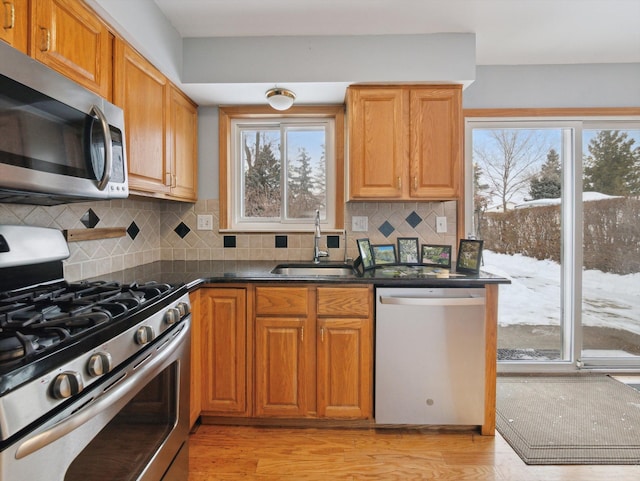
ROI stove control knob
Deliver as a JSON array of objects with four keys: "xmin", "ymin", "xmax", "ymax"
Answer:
[
  {"xmin": 165, "ymin": 307, "xmax": 180, "ymax": 325},
  {"xmin": 87, "ymin": 352, "xmax": 113, "ymax": 377},
  {"xmin": 176, "ymin": 302, "xmax": 190, "ymax": 317},
  {"xmin": 135, "ymin": 325, "xmax": 155, "ymax": 345},
  {"xmin": 52, "ymin": 371, "xmax": 84, "ymax": 399}
]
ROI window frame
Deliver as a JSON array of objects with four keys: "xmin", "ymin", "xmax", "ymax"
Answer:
[{"xmin": 219, "ymin": 105, "xmax": 345, "ymax": 232}]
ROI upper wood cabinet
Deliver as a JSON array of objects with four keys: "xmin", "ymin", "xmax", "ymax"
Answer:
[
  {"xmin": 114, "ymin": 39, "xmax": 198, "ymax": 201},
  {"xmin": 168, "ymin": 84, "xmax": 198, "ymax": 201},
  {"xmin": 114, "ymin": 39, "xmax": 171, "ymax": 196},
  {"xmin": 0, "ymin": 0, "xmax": 28, "ymax": 52},
  {"xmin": 31, "ymin": 0, "xmax": 112, "ymax": 99},
  {"xmin": 347, "ymin": 85, "xmax": 462, "ymax": 201}
]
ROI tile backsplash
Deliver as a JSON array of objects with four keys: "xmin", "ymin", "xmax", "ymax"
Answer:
[{"xmin": 1, "ymin": 197, "xmax": 457, "ymax": 281}]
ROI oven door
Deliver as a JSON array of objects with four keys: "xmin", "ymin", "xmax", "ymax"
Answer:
[{"xmin": 0, "ymin": 318, "xmax": 190, "ymax": 481}]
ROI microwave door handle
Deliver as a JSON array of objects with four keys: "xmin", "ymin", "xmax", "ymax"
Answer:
[{"xmin": 90, "ymin": 105, "xmax": 113, "ymax": 191}]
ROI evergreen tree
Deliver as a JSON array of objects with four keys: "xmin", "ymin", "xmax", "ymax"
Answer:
[
  {"xmin": 583, "ymin": 130, "xmax": 640, "ymax": 196},
  {"xmin": 529, "ymin": 148, "xmax": 562, "ymax": 199},
  {"xmin": 243, "ymin": 131, "xmax": 281, "ymax": 217},
  {"xmin": 288, "ymin": 147, "xmax": 319, "ymax": 218}
]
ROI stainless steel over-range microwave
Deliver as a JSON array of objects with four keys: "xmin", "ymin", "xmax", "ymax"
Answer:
[{"xmin": 0, "ymin": 41, "xmax": 128, "ymax": 205}]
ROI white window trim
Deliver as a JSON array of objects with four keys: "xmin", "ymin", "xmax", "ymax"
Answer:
[{"xmin": 228, "ymin": 117, "xmax": 336, "ymax": 232}]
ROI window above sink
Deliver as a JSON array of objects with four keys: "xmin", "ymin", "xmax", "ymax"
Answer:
[{"xmin": 219, "ymin": 106, "xmax": 345, "ymax": 233}]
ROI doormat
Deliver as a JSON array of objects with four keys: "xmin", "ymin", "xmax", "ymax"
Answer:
[{"xmin": 496, "ymin": 375, "xmax": 640, "ymax": 464}]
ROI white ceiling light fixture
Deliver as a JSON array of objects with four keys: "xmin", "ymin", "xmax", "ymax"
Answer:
[{"xmin": 265, "ymin": 87, "xmax": 296, "ymax": 111}]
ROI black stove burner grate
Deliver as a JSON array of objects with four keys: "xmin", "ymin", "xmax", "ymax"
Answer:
[{"xmin": 0, "ymin": 280, "xmax": 176, "ymax": 367}]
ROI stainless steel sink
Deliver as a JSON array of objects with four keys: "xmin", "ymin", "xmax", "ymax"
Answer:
[{"xmin": 270, "ymin": 263, "xmax": 356, "ymax": 277}]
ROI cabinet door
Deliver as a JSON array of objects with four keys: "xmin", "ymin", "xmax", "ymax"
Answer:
[
  {"xmin": 347, "ymin": 87, "xmax": 406, "ymax": 199},
  {"xmin": 255, "ymin": 317, "xmax": 309, "ymax": 417},
  {"xmin": 31, "ymin": 0, "xmax": 111, "ymax": 98},
  {"xmin": 114, "ymin": 39, "xmax": 171, "ymax": 195},
  {"xmin": 168, "ymin": 84, "xmax": 198, "ymax": 201},
  {"xmin": 409, "ymin": 87, "xmax": 462, "ymax": 199},
  {"xmin": 0, "ymin": 0, "xmax": 28, "ymax": 52},
  {"xmin": 201, "ymin": 288, "xmax": 247, "ymax": 416},
  {"xmin": 317, "ymin": 318, "xmax": 372, "ymax": 419},
  {"xmin": 188, "ymin": 290, "xmax": 201, "ymax": 427}
]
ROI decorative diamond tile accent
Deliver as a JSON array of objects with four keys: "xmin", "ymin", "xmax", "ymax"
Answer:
[
  {"xmin": 174, "ymin": 222, "xmax": 190, "ymax": 239},
  {"xmin": 127, "ymin": 221, "xmax": 140, "ymax": 240},
  {"xmin": 224, "ymin": 235, "xmax": 236, "ymax": 248},
  {"xmin": 275, "ymin": 235, "xmax": 288, "ymax": 248},
  {"xmin": 406, "ymin": 211, "xmax": 423, "ymax": 228},
  {"xmin": 80, "ymin": 208, "xmax": 100, "ymax": 228},
  {"xmin": 378, "ymin": 221, "xmax": 395, "ymax": 238}
]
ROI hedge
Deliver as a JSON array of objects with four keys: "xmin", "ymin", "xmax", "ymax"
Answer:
[{"xmin": 480, "ymin": 197, "xmax": 640, "ymax": 275}]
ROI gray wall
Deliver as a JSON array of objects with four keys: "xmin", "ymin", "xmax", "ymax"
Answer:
[{"xmin": 464, "ymin": 63, "xmax": 640, "ymax": 109}]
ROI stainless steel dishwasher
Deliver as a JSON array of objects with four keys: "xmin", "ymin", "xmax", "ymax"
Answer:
[{"xmin": 375, "ymin": 287, "xmax": 486, "ymax": 425}]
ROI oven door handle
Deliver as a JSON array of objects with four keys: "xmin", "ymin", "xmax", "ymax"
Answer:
[{"xmin": 14, "ymin": 321, "xmax": 189, "ymax": 460}]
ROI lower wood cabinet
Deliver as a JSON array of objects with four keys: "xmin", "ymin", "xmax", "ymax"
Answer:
[
  {"xmin": 195, "ymin": 284, "xmax": 373, "ymax": 423},
  {"xmin": 254, "ymin": 285, "xmax": 373, "ymax": 420},
  {"xmin": 317, "ymin": 287, "xmax": 373, "ymax": 419},
  {"xmin": 255, "ymin": 316, "xmax": 311, "ymax": 417},
  {"xmin": 200, "ymin": 287, "xmax": 248, "ymax": 416}
]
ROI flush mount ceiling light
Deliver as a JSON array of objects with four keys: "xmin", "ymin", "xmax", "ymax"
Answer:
[{"xmin": 265, "ymin": 87, "xmax": 296, "ymax": 111}]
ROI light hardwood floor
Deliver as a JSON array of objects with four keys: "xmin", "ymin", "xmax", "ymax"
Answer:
[{"xmin": 188, "ymin": 424, "xmax": 640, "ymax": 481}]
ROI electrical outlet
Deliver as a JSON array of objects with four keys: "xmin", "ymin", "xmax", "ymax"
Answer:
[
  {"xmin": 436, "ymin": 217, "xmax": 447, "ymax": 233},
  {"xmin": 352, "ymin": 216, "xmax": 368, "ymax": 232},
  {"xmin": 197, "ymin": 214, "xmax": 213, "ymax": 231}
]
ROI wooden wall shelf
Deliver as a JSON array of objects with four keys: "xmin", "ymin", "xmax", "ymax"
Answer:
[{"xmin": 64, "ymin": 227, "xmax": 126, "ymax": 242}]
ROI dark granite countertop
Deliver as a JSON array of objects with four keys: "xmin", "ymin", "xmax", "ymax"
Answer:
[{"xmin": 90, "ymin": 260, "xmax": 510, "ymax": 290}]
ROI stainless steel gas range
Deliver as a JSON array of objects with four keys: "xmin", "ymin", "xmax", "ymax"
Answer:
[{"xmin": 0, "ymin": 225, "xmax": 191, "ymax": 481}]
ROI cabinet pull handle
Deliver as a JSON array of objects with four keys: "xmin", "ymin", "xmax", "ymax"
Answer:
[
  {"xmin": 300, "ymin": 327, "xmax": 304, "ymax": 342},
  {"xmin": 172, "ymin": 174, "xmax": 177, "ymax": 188},
  {"xmin": 164, "ymin": 172, "xmax": 172, "ymax": 186},
  {"xmin": 39, "ymin": 27, "xmax": 50, "ymax": 52},
  {"xmin": 320, "ymin": 327, "xmax": 324, "ymax": 342},
  {"xmin": 397, "ymin": 176, "xmax": 402, "ymax": 190},
  {"xmin": 3, "ymin": 2, "xmax": 15, "ymax": 30},
  {"xmin": 413, "ymin": 176, "xmax": 418, "ymax": 191}
]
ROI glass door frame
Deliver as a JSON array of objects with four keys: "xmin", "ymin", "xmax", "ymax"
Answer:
[{"xmin": 464, "ymin": 117, "xmax": 640, "ymax": 373}]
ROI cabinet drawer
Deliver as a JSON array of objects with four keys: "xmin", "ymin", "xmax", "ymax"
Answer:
[
  {"xmin": 317, "ymin": 287, "xmax": 371, "ymax": 317},
  {"xmin": 255, "ymin": 287, "xmax": 308, "ymax": 316}
]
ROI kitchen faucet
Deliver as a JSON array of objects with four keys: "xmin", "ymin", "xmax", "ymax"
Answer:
[{"xmin": 313, "ymin": 209, "xmax": 328, "ymax": 263}]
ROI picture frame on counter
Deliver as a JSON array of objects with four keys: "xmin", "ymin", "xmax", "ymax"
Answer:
[
  {"xmin": 397, "ymin": 237, "xmax": 419, "ymax": 264},
  {"xmin": 372, "ymin": 244, "xmax": 397, "ymax": 265},
  {"xmin": 356, "ymin": 238, "xmax": 375, "ymax": 270},
  {"xmin": 421, "ymin": 244, "xmax": 452, "ymax": 268},
  {"xmin": 456, "ymin": 239, "xmax": 484, "ymax": 274}
]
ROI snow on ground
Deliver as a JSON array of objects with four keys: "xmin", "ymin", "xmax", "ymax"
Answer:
[{"xmin": 482, "ymin": 250, "xmax": 640, "ymax": 335}]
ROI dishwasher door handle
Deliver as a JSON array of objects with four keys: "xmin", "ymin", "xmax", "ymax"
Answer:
[{"xmin": 378, "ymin": 296, "xmax": 485, "ymax": 307}]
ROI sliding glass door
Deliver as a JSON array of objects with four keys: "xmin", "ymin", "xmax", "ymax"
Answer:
[
  {"xmin": 580, "ymin": 126, "xmax": 640, "ymax": 367},
  {"xmin": 465, "ymin": 118, "xmax": 640, "ymax": 370}
]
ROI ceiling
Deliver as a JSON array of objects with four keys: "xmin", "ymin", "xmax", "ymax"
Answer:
[
  {"xmin": 154, "ymin": 0, "xmax": 640, "ymax": 65},
  {"xmin": 146, "ymin": 0, "xmax": 640, "ymax": 105}
]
